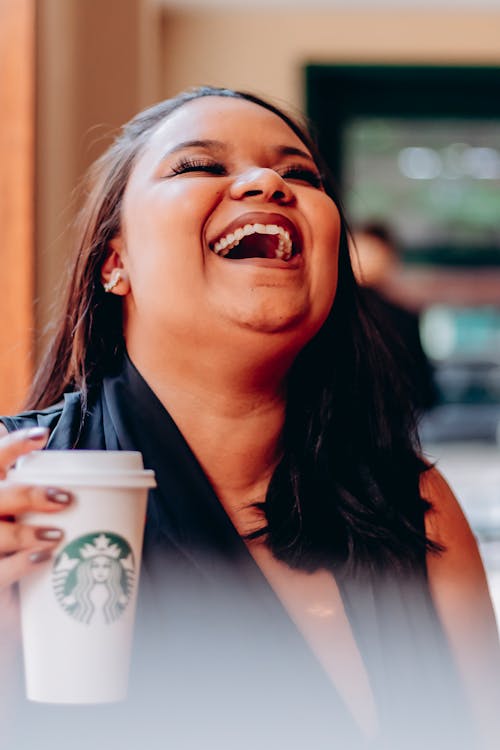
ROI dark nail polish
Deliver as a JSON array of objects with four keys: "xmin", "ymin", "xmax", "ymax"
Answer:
[
  {"xmin": 35, "ymin": 528, "xmax": 63, "ymax": 541},
  {"xmin": 45, "ymin": 488, "xmax": 72, "ymax": 504},
  {"xmin": 27, "ymin": 427, "xmax": 49, "ymax": 441},
  {"xmin": 29, "ymin": 550, "xmax": 52, "ymax": 564}
]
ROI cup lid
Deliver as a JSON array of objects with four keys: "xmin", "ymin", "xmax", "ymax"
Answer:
[{"xmin": 9, "ymin": 450, "xmax": 157, "ymax": 488}]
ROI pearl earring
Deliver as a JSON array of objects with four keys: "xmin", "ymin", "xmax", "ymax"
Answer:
[{"xmin": 103, "ymin": 270, "xmax": 122, "ymax": 293}]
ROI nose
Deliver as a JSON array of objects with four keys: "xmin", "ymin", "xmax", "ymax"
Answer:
[{"xmin": 229, "ymin": 167, "xmax": 294, "ymax": 205}]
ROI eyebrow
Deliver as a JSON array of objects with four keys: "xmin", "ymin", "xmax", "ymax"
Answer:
[
  {"xmin": 274, "ymin": 145, "xmax": 316, "ymax": 162},
  {"xmin": 160, "ymin": 140, "xmax": 315, "ymax": 162}
]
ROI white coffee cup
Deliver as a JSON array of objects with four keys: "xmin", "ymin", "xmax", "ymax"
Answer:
[{"xmin": 9, "ymin": 450, "xmax": 156, "ymax": 704}]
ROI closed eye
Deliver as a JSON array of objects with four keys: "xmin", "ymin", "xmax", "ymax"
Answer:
[
  {"xmin": 169, "ymin": 158, "xmax": 226, "ymax": 176},
  {"xmin": 279, "ymin": 164, "xmax": 323, "ymax": 188}
]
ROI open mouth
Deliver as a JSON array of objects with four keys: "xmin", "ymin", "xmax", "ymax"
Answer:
[{"xmin": 210, "ymin": 215, "xmax": 300, "ymax": 262}]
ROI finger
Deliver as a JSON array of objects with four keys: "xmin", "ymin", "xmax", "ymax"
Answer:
[
  {"xmin": 0, "ymin": 483, "xmax": 72, "ymax": 516},
  {"xmin": 0, "ymin": 427, "xmax": 49, "ymax": 479},
  {"xmin": 0, "ymin": 520, "xmax": 63, "ymax": 554},
  {"xmin": 0, "ymin": 548, "xmax": 54, "ymax": 590}
]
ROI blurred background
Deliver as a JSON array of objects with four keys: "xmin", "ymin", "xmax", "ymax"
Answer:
[{"xmin": 1, "ymin": 0, "xmax": 499, "ymax": 621}]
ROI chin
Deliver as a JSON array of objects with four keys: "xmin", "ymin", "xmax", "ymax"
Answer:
[{"xmin": 231, "ymin": 304, "xmax": 328, "ymax": 342}]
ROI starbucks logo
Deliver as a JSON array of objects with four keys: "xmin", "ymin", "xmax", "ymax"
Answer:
[{"xmin": 52, "ymin": 532, "xmax": 135, "ymax": 625}]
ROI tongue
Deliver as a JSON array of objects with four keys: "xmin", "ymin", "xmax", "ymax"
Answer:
[{"xmin": 225, "ymin": 234, "xmax": 279, "ymax": 260}]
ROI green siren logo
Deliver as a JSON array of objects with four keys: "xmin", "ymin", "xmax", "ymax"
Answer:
[{"xmin": 52, "ymin": 532, "xmax": 135, "ymax": 625}]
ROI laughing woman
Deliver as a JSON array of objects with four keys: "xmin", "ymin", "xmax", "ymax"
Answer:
[{"xmin": 1, "ymin": 87, "xmax": 499, "ymax": 750}]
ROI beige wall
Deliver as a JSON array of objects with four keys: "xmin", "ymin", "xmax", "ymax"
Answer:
[
  {"xmin": 35, "ymin": 0, "xmax": 163, "ymax": 356},
  {"xmin": 161, "ymin": 9, "xmax": 500, "ymax": 108}
]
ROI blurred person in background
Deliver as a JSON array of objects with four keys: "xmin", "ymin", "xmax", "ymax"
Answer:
[
  {"xmin": 350, "ymin": 222, "xmax": 438, "ymax": 412},
  {"xmin": 0, "ymin": 87, "xmax": 498, "ymax": 750}
]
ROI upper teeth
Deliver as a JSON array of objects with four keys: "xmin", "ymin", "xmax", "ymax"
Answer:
[{"xmin": 213, "ymin": 223, "xmax": 293, "ymax": 260}]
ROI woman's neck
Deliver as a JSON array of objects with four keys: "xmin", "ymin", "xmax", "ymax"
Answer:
[{"xmin": 127, "ymin": 345, "xmax": 288, "ymax": 533}]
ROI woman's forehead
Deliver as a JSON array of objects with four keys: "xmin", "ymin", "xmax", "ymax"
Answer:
[{"xmin": 143, "ymin": 95, "xmax": 310, "ymax": 157}]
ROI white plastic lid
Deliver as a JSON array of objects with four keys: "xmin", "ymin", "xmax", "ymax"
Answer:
[{"xmin": 9, "ymin": 450, "xmax": 157, "ymax": 488}]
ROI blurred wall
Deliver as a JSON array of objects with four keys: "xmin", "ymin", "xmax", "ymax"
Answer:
[
  {"xmin": 160, "ymin": 8, "xmax": 500, "ymax": 107},
  {"xmin": 35, "ymin": 0, "xmax": 162, "ymax": 359}
]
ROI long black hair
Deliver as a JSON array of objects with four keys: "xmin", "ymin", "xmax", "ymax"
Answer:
[{"xmin": 25, "ymin": 85, "xmax": 437, "ymax": 574}]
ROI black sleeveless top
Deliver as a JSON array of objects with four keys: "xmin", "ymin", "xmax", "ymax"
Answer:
[{"xmin": 1, "ymin": 356, "xmax": 481, "ymax": 750}]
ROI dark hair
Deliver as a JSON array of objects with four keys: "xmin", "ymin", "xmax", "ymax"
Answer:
[{"xmin": 26, "ymin": 85, "xmax": 436, "ymax": 574}]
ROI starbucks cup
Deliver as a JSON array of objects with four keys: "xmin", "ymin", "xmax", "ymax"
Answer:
[{"xmin": 9, "ymin": 450, "xmax": 156, "ymax": 704}]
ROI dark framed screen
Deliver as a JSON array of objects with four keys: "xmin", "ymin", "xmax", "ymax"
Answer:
[{"xmin": 306, "ymin": 65, "xmax": 500, "ymax": 266}]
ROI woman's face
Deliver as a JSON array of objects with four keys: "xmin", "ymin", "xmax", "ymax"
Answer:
[
  {"xmin": 90, "ymin": 555, "xmax": 112, "ymax": 583},
  {"xmin": 113, "ymin": 96, "xmax": 341, "ymax": 358}
]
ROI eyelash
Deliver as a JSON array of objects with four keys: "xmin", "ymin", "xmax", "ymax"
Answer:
[
  {"xmin": 278, "ymin": 164, "xmax": 323, "ymax": 188},
  {"xmin": 168, "ymin": 158, "xmax": 323, "ymax": 188},
  {"xmin": 169, "ymin": 158, "xmax": 226, "ymax": 176}
]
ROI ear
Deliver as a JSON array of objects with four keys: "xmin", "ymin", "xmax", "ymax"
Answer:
[{"xmin": 101, "ymin": 236, "xmax": 131, "ymax": 296}]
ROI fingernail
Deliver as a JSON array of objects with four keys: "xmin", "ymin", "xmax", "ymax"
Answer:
[
  {"xmin": 35, "ymin": 528, "xmax": 63, "ymax": 541},
  {"xmin": 29, "ymin": 549, "xmax": 52, "ymax": 564},
  {"xmin": 26, "ymin": 427, "xmax": 49, "ymax": 442},
  {"xmin": 45, "ymin": 488, "xmax": 72, "ymax": 504}
]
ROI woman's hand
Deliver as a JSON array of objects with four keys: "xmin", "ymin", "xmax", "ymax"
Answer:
[{"xmin": 0, "ymin": 426, "xmax": 72, "ymax": 588}]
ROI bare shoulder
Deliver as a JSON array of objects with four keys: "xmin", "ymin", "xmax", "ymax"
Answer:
[
  {"xmin": 421, "ymin": 468, "xmax": 498, "ymax": 648},
  {"xmin": 420, "ymin": 465, "xmax": 477, "ymax": 554},
  {"xmin": 420, "ymin": 465, "xmax": 490, "ymax": 595},
  {"xmin": 421, "ymin": 465, "xmax": 500, "ymax": 741},
  {"xmin": 420, "ymin": 462, "xmax": 497, "ymax": 625}
]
